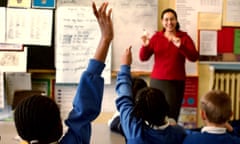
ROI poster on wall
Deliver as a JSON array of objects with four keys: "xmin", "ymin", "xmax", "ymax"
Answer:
[
  {"xmin": 32, "ymin": 0, "xmax": 56, "ymax": 9},
  {"xmin": 8, "ymin": 0, "xmax": 31, "ymax": 8},
  {"xmin": 178, "ymin": 76, "xmax": 198, "ymax": 128},
  {"xmin": 55, "ymin": 6, "xmax": 111, "ymax": 84}
]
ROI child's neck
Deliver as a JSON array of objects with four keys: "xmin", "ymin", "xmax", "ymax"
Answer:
[{"xmin": 205, "ymin": 121, "xmax": 226, "ymax": 128}]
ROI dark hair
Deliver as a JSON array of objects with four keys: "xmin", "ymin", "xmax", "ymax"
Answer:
[
  {"xmin": 161, "ymin": 8, "xmax": 180, "ymax": 31},
  {"xmin": 132, "ymin": 87, "xmax": 169, "ymax": 127},
  {"xmin": 14, "ymin": 95, "xmax": 63, "ymax": 143},
  {"xmin": 131, "ymin": 77, "xmax": 147, "ymax": 103}
]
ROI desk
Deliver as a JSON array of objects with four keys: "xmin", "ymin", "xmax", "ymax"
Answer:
[{"xmin": 0, "ymin": 122, "xmax": 125, "ymax": 144}]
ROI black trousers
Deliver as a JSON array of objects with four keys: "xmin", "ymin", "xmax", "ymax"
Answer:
[{"xmin": 150, "ymin": 78, "xmax": 185, "ymax": 122}]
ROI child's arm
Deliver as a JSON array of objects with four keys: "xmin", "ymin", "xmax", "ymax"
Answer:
[
  {"xmin": 60, "ymin": 2, "xmax": 113, "ymax": 143},
  {"xmin": 92, "ymin": 1, "xmax": 113, "ymax": 62}
]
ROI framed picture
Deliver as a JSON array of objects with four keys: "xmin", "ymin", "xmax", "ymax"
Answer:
[
  {"xmin": 7, "ymin": 0, "xmax": 31, "ymax": 8},
  {"xmin": 32, "ymin": 0, "xmax": 55, "ymax": 9}
]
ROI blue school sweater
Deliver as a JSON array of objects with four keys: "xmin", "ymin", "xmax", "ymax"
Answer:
[
  {"xmin": 116, "ymin": 65, "xmax": 186, "ymax": 144},
  {"xmin": 183, "ymin": 127, "xmax": 240, "ymax": 144},
  {"xmin": 59, "ymin": 59, "xmax": 105, "ymax": 144}
]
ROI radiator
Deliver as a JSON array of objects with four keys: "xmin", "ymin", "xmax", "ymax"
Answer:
[{"xmin": 213, "ymin": 72, "xmax": 240, "ymax": 120}]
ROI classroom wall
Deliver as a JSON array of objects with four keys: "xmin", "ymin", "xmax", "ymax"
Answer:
[{"xmin": 2, "ymin": 0, "xmax": 240, "ymax": 128}]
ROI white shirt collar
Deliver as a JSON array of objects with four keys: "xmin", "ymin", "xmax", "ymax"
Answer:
[
  {"xmin": 145, "ymin": 117, "xmax": 170, "ymax": 130},
  {"xmin": 201, "ymin": 126, "xmax": 226, "ymax": 134},
  {"xmin": 30, "ymin": 140, "xmax": 58, "ymax": 144}
]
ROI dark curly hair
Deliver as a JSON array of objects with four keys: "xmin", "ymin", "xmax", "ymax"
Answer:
[
  {"xmin": 131, "ymin": 77, "xmax": 148, "ymax": 104},
  {"xmin": 132, "ymin": 87, "xmax": 169, "ymax": 127},
  {"xmin": 14, "ymin": 95, "xmax": 63, "ymax": 144}
]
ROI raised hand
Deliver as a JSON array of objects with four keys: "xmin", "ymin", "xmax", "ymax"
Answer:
[
  {"xmin": 141, "ymin": 29, "xmax": 150, "ymax": 47},
  {"xmin": 92, "ymin": 1, "xmax": 113, "ymax": 62},
  {"xmin": 92, "ymin": 1, "xmax": 113, "ymax": 41},
  {"xmin": 122, "ymin": 46, "xmax": 132, "ymax": 66}
]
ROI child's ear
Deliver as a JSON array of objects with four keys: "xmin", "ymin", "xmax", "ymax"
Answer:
[
  {"xmin": 230, "ymin": 111, "xmax": 233, "ymax": 120},
  {"xmin": 201, "ymin": 110, "xmax": 207, "ymax": 121}
]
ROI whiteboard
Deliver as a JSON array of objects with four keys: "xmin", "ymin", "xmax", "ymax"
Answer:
[
  {"xmin": 57, "ymin": 0, "xmax": 158, "ymax": 72},
  {"xmin": 112, "ymin": 0, "xmax": 157, "ymax": 72}
]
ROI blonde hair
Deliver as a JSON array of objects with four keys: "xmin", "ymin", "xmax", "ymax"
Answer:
[{"xmin": 200, "ymin": 90, "xmax": 232, "ymax": 124}]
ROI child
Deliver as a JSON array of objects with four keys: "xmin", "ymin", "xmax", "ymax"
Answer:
[
  {"xmin": 115, "ymin": 47, "xmax": 186, "ymax": 144},
  {"xmin": 109, "ymin": 77, "xmax": 148, "ymax": 136},
  {"xmin": 183, "ymin": 90, "xmax": 240, "ymax": 144},
  {"xmin": 14, "ymin": 1, "xmax": 113, "ymax": 144}
]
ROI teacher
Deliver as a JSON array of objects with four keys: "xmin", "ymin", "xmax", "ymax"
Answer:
[{"xmin": 139, "ymin": 8, "xmax": 199, "ymax": 122}]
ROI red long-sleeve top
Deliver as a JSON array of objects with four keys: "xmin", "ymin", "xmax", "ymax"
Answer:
[{"xmin": 139, "ymin": 30, "xmax": 199, "ymax": 80}]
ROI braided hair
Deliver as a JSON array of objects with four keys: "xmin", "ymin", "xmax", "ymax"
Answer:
[
  {"xmin": 132, "ymin": 87, "xmax": 169, "ymax": 127},
  {"xmin": 14, "ymin": 95, "xmax": 63, "ymax": 144},
  {"xmin": 131, "ymin": 77, "xmax": 148, "ymax": 104}
]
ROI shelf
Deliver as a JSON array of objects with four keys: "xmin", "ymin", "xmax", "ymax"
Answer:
[{"xmin": 199, "ymin": 61, "xmax": 240, "ymax": 71}]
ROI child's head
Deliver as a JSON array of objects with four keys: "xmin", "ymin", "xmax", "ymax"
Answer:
[
  {"xmin": 131, "ymin": 77, "xmax": 147, "ymax": 103},
  {"xmin": 14, "ymin": 95, "xmax": 63, "ymax": 143},
  {"xmin": 132, "ymin": 87, "xmax": 169, "ymax": 127},
  {"xmin": 200, "ymin": 90, "xmax": 232, "ymax": 124}
]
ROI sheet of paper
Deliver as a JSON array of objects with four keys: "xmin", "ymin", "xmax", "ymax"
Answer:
[
  {"xmin": 6, "ymin": 8, "xmax": 30, "ymax": 44},
  {"xmin": 199, "ymin": 0, "xmax": 223, "ymax": 13},
  {"xmin": 0, "ymin": 71, "xmax": 4, "ymax": 108},
  {"xmin": 226, "ymin": 0, "xmax": 240, "ymax": 23},
  {"xmin": 198, "ymin": 0, "xmax": 223, "ymax": 30},
  {"xmin": 0, "ymin": 47, "xmax": 27, "ymax": 72},
  {"xmin": 57, "ymin": 0, "xmax": 76, "ymax": 5},
  {"xmin": 176, "ymin": 0, "xmax": 199, "ymax": 76},
  {"xmin": 176, "ymin": 0, "xmax": 199, "ymax": 46},
  {"xmin": 5, "ymin": 72, "xmax": 32, "ymax": 105},
  {"xmin": 0, "ymin": 7, "xmax": 6, "ymax": 43},
  {"xmin": 200, "ymin": 31, "xmax": 217, "ymax": 55},
  {"xmin": 198, "ymin": 13, "xmax": 222, "ymax": 30},
  {"xmin": 6, "ymin": 8, "xmax": 53, "ymax": 46},
  {"xmin": 185, "ymin": 60, "xmax": 198, "ymax": 76},
  {"xmin": 0, "ymin": 43, "xmax": 23, "ymax": 50},
  {"xmin": 222, "ymin": 0, "xmax": 240, "ymax": 26},
  {"xmin": 55, "ymin": 6, "xmax": 111, "ymax": 84},
  {"xmin": 26, "ymin": 9, "xmax": 53, "ymax": 46}
]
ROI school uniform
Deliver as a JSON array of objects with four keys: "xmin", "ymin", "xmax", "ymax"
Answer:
[
  {"xmin": 183, "ymin": 126, "xmax": 240, "ymax": 144},
  {"xmin": 116, "ymin": 65, "xmax": 186, "ymax": 144},
  {"xmin": 59, "ymin": 59, "xmax": 105, "ymax": 144}
]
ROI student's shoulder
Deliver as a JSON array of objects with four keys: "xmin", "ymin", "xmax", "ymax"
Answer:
[
  {"xmin": 182, "ymin": 132, "xmax": 204, "ymax": 144},
  {"xmin": 167, "ymin": 125, "xmax": 186, "ymax": 134},
  {"xmin": 183, "ymin": 132, "xmax": 240, "ymax": 144},
  {"xmin": 231, "ymin": 134, "xmax": 240, "ymax": 143}
]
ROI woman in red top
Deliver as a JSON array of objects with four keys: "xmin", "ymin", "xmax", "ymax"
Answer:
[{"xmin": 139, "ymin": 8, "xmax": 199, "ymax": 122}]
